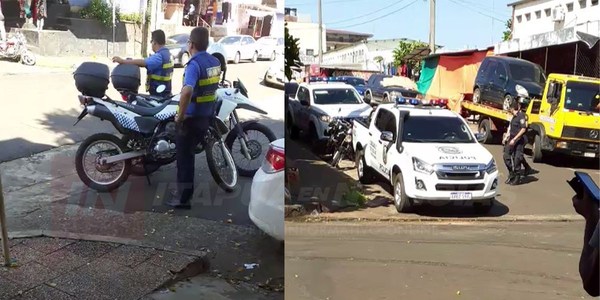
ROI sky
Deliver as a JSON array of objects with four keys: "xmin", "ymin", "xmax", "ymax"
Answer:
[{"xmin": 284, "ymin": 0, "xmax": 514, "ymax": 50}]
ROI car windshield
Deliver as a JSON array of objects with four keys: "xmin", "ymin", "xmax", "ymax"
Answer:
[
  {"xmin": 509, "ymin": 63, "xmax": 546, "ymax": 84},
  {"xmin": 219, "ymin": 36, "xmax": 241, "ymax": 45},
  {"xmin": 168, "ymin": 34, "xmax": 188, "ymax": 44},
  {"xmin": 344, "ymin": 78, "xmax": 365, "ymax": 86},
  {"xmin": 403, "ymin": 116, "xmax": 475, "ymax": 143},
  {"xmin": 312, "ymin": 88, "xmax": 363, "ymax": 105},
  {"xmin": 564, "ymin": 81, "xmax": 600, "ymax": 112}
]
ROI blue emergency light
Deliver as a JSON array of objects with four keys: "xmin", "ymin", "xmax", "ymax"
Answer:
[
  {"xmin": 409, "ymin": 98, "xmax": 420, "ymax": 105},
  {"xmin": 396, "ymin": 97, "xmax": 421, "ymax": 105}
]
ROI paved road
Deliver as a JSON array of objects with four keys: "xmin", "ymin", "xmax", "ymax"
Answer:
[
  {"xmin": 287, "ymin": 137, "xmax": 599, "ymax": 218},
  {"xmin": 286, "ymin": 221, "xmax": 594, "ymax": 299}
]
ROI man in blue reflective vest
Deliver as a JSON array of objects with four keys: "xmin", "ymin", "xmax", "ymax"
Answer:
[
  {"xmin": 112, "ymin": 30, "xmax": 173, "ymax": 97},
  {"xmin": 165, "ymin": 26, "xmax": 221, "ymax": 209}
]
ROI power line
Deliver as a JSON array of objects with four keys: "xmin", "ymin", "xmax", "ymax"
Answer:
[
  {"xmin": 327, "ymin": 0, "xmax": 410, "ymax": 25},
  {"xmin": 337, "ymin": 0, "xmax": 420, "ymax": 29},
  {"xmin": 460, "ymin": 0, "xmax": 509, "ymax": 17},
  {"xmin": 448, "ymin": 0, "xmax": 507, "ymax": 22}
]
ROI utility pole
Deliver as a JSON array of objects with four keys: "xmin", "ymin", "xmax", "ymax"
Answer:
[
  {"xmin": 429, "ymin": 0, "xmax": 435, "ymax": 54},
  {"xmin": 318, "ymin": 0, "xmax": 323, "ymax": 64}
]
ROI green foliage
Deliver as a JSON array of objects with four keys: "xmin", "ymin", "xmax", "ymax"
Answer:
[
  {"xmin": 119, "ymin": 12, "xmax": 149, "ymax": 25},
  {"xmin": 342, "ymin": 188, "xmax": 366, "ymax": 207},
  {"xmin": 392, "ymin": 40, "xmax": 428, "ymax": 67},
  {"xmin": 374, "ymin": 56, "xmax": 384, "ymax": 63},
  {"xmin": 284, "ymin": 22, "xmax": 303, "ymax": 81},
  {"xmin": 80, "ymin": 0, "xmax": 118, "ymax": 28},
  {"xmin": 502, "ymin": 19, "xmax": 513, "ymax": 41}
]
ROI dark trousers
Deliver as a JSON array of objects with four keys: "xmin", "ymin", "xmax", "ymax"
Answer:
[
  {"xmin": 176, "ymin": 117, "xmax": 210, "ymax": 203},
  {"xmin": 503, "ymin": 140, "xmax": 525, "ymax": 176}
]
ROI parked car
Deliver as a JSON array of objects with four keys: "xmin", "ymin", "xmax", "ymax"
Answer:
[
  {"xmin": 256, "ymin": 36, "xmax": 284, "ymax": 61},
  {"xmin": 473, "ymin": 56, "xmax": 546, "ymax": 111},
  {"xmin": 263, "ymin": 57, "xmax": 285, "ymax": 89},
  {"xmin": 217, "ymin": 35, "xmax": 258, "ymax": 64},
  {"xmin": 249, "ymin": 139, "xmax": 285, "ymax": 241},
  {"xmin": 286, "ymin": 81, "xmax": 372, "ymax": 145},
  {"xmin": 334, "ymin": 76, "xmax": 367, "ymax": 96},
  {"xmin": 363, "ymin": 74, "xmax": 421, "ymax": 105},
  {"xmin": 165, "ymin": 34, "xmax": 227, "ymax": 70}
]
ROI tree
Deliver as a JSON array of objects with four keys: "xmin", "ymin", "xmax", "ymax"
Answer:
[
  {"xmin": 285, "ymin": 23, "xmax": 303, "ymax": 81},
  {"xmin": 392, "ymin": 40, "xmax": 427, "ymax": 67},
  {"xmin": 502, "ymin": 19, "xmax": 513, "ymax": 41}
]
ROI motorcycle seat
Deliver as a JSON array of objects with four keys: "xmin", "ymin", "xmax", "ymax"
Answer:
[
  {"xmin": 136, "ymin": 94, "xmax": 169, "ymax": 102},
  {"xmin": 115, "ymin": 99, "xmax": 174, "ymax": 117}
]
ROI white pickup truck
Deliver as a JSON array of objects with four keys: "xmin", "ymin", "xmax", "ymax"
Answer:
[
  {"xmin": 352, "ymin": 102, "xmax": 499, "ymax": 213},
  {"xmin": 286, "ymin": 81, "xmax": 372, "ymax": 144}
]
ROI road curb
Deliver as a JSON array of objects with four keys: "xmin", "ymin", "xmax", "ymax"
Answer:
[
  {"xmin": 6, "ymin": 230, "xmax": 208, "ymax": 258},
  {"xmin": 286, "ymin": 214, "xmax": 584, "ymax": 223}
]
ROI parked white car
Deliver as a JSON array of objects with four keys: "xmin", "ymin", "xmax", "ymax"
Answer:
[
  {"xmin": 249, "ymin": 139, "xmax": 284, "ymax": 241},
  {"xmin": 256, "ymin": 36, "xmax": 284, "ymax": 61},
  {"xmin": 217, "ymin": 35, "xmax": 258, "ymax": 64},
  {"xmin": 165, "ymin": 34, "xmax": 227, "ymax": 70},
  {"xmin": 263, "ymin": 57, "xmax": 285, "ymax": 89}
]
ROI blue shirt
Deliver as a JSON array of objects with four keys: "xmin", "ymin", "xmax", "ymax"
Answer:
[
  {"xmin": 144, "ymin": 47, "xmax": 168, "ymax": 73},
  {"xmin": 182, "ymin": 51, "xmax": 220, "ymax": 117}
]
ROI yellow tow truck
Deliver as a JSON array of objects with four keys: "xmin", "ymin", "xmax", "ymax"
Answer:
[{"xmin": 460, "ymin": 73, "xmax": 600, "ymax": 162}]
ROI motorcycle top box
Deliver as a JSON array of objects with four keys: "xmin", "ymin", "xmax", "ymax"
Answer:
[
  {"xmin": 111, "ymin": 64, "xmax": 141, "ymax": 93},
  {"xmin": 74, "ymin": 62, "xmax": 110, "ymax": 97}
]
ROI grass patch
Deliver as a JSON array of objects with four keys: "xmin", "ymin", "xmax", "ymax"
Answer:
[{"xmin": 342, "ymin": 188, "xmax": 367, "ymax": 207}]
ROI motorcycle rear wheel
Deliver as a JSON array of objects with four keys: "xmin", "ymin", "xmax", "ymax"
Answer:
[
  {"xmin": 206, "ymin": 135, "xmax": 238, "ymax": 193},
  {"xmin": 75, "ymin": 133, "xmax": 131, "ymax": 192}
]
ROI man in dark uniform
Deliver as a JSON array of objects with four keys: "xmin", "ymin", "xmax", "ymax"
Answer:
[
  {"xmin": 165, "ymin": 26, "xmax": 221, "ymax": 209},
  {"xmin": 503, "ymin": 101, "xmax": 528, "ymax": 185},
  {"xmin": 503, "ymin": 101, "xmax": 539, "ymax": 180},
  {"xmin": 113, "ymin": 30, "xmax": 174, "ymax": 97}
]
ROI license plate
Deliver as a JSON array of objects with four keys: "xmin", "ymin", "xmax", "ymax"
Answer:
[
  {"xmin": 584, "ymin": 152, "xmax": 596, "ymax": 158},
  {"xmin": 450, "ymin": 192, "xmax": 472, "ymax": 200}
]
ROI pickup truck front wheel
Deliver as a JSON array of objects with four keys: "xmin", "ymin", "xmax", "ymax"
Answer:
[
  {"xmin": 356, "ymin": 149, "xmax": 375, "ymax": 184},
  {"xmin": 393, "ymin": 172, "xmax": 413, "ymax": 213}
]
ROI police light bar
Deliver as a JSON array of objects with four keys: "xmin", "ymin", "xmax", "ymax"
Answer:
[
  {"xmin": 395, "ymin": 96, "xmax": 449, "ymax": 108},
  {"xmin": 308, "ymin": 76, "xmax": 344, "ymax": 83}
]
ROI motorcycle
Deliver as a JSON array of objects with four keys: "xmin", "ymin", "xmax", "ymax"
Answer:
[
  {"xmin": 326, "ymin": 118, "xmax": 354, "ymax": 169},
  {"xmin": 0, "ymin": 32, "xmax": 36, "ymax": 66},
  {"xmin": 73, "ymin": 84, "xmax": 238, "ymax": 193},
  {"xmin": 120, "ymin": 72, "xmax": 276, "ymax": 178}
]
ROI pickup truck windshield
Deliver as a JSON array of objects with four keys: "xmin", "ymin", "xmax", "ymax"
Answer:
[
  {"xmin": 564, "ymin": 81, "xmax": 600, "ymax": 112},
  {"xmin": 403, "ymin": 116, "xmax": 475, "ymax": 143},
  {"xmin": 313, "ymin": 88, "xmax": 363, "ymax": 105}
]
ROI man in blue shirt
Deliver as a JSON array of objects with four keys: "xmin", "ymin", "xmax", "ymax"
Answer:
[
  {"xmin": 112, "ymin": 30, "xmax": 173, "ymax": 96},
  {"xmin": 165, "ymin": 26, "xmax": 221, "ymax": 209}
]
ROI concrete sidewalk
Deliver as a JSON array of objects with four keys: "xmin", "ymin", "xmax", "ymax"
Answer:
[{"xmin": 0, "ymin": 237, "xmax": 201, "ymax": 300}]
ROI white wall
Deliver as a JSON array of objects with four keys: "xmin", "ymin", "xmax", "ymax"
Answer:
[
  {"xmin": 287, "ymin": 22, "xmax": 326, "ymax": 56},
  {"xmin": 322, "ymin": 43, "xmax": 368, "ymax": 65},
  {"xmin": 512, "ymin": 0, "xmax": 600, "ymax": 39}
]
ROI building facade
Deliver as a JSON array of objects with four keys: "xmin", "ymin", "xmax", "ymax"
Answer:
[
  {"xmin": 510, "ymin": 0, "xmax": 599, "ymax": 39},
  {"xmin": 322, "ymin": 39, "xmax": 413, "ymax": 72},
  {"xmin": 286, "ymin": 21, "xmax": 326, "ymax": 64}
]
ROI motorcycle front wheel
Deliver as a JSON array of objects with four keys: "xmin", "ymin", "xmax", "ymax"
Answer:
[
  {"xmin": 225, "ymin": 122, "xmax": 276, "ymax": 177},
  {"xmin": 20, "ymin": 50, "xmax": 36, "ymax": 66},
  {"xmin": 75, "ymin": 133, "xmax": 131, "ymax": 192},
  {"xmin": 206, "ymin": 136, "xmax": 238, "ymax": 193}
]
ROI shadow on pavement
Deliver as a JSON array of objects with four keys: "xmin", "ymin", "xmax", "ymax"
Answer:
[{"xmin": 0, "ymin": 138, "xmax": 55, "ymax": 163}]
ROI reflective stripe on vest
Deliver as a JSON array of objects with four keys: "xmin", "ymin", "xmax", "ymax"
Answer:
[{"xmin": 146, "ymin": 49, "xmax": 173, "ymax": 92}]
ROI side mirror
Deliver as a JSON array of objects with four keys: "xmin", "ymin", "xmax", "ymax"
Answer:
[
  {"xmin": 474, "ymin": 132, "xmax": 486, "ymax": 143},
  {"xmin": 380, "ymin": 131, "xmax": 394, "ymax": 143},
  {"xmin": 156, "ymin": 85, "xmax": 166, "ymax": 94},
  {"xmin": 299, "ymin": 99, "xmax": 309, "ymax": 106},
  {"xmin": 499, "ymin": 74, "xmax": 506, "ymax": 81}
]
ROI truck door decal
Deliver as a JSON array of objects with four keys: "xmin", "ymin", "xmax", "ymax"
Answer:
[{"xmin": 368, "ymin": 141, "xmax": 376, "ymax": 158}]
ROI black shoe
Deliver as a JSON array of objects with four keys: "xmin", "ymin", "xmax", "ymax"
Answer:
[{"xmin": 508, "ymin": 175, "xmax": 522, "ymax": 186}]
